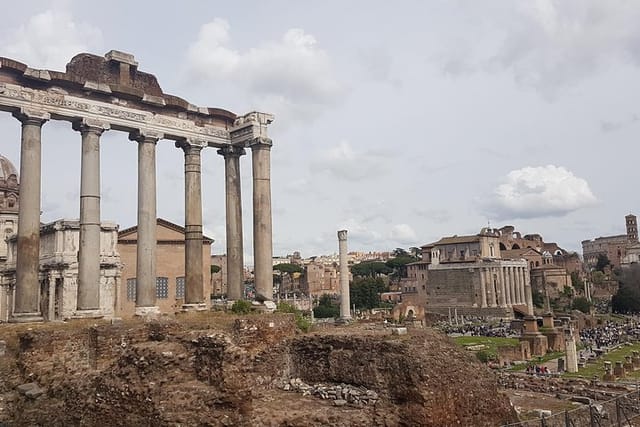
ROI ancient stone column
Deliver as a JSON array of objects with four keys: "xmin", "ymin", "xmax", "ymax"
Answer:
[
  {"xmin": 479, "ymin": 268, "xmax": 487, "ymax": 308},
  {"xmin": 520, "ymin": 267, "xmax": 527, "ymax": 304},
  {"xmin": 12, "ymin": 109, "xmax": 49, "ymax": 321},
  {"xmin": 218, "ymin": 145, "xmax": 246, "ymax": 301},
  {"xmin": 505, "ymin": 267, "xmax": 513, "ymax": 307},
  {"xmin": 338, "ymin": 230, "xmax": 351, "ymax": 320},
  {"xmin": 129, "ymin": 130, "xmax": 162, "ymax": 316},
  {"xmin": 498, "ymin": 266, "xmax": 507, "ymax": 307},
  {"xmin": 488, "ymin": 268, "xmax": 497, "ymax": 308},
  {"xmin": 178, "ymin": 142, "xmax": 205, "ymax": 310},
  {"xmin": 524, "ymin": 267, "xmax": 534, "ymax": 315},
  {"xmin": 249, "ymin": 137, "xmax": 273, "ymax": 302},
  {"xmin": 564, "ymin": 327, "xmax": 578, "ymax": 373},
  {"xmin": 512, "ymin": 267, "xmax": 521, "ymax": 305},
  {"xmin": 510, "ymin": 267, "xmax": 517, "ymax": 305},
  {"xmin": 74, "ymin": 119, "xmax": 109, "ymax": 313}
]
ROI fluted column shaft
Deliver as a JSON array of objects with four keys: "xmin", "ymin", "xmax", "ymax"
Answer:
[
  {"xmin": 519, "ymin": 267, "xmax": 526, "ymax": 304},
  {"xmin": 250, "ymin": 137, "xmax": 273, "ymax": 301},
  {"xmin": 218, "ymin": 145, "xmax": 245, "ymax": 300},
  {"xmin": 180, "ymin": 143, "xmax": 204, "ymax": 306},
  {"xmin": 338, "ymin": 230, "xmax": 351, "ymax": 320},
  {"xmin": 479, "ymin": 268, "xmax": 487, "ymax": 308},
  {"xmin": 505, "ymin": 266, "xmax": 512, "ymax": 306},
  {"xmin": 524, "ymin": 267, "xmax": 534, "ymax": 314},
  {"xmin": 510, "ymin": 267, "xmax": 517, "ymax": 305},
  {"xmin": 488, "ymin": 268, "xmax": 497, "ymax": 307},
  {"xmin": 74, "ymin": 120, "xmax": 109, "ymax": 311},
  {"xmin": 498, "ymin": 266, "xmax": 507, "ymax": 307},
  {"xmin": 130, "ymin": 130, "xmax": 162, "ymax": 314},
  {"xmin": 12, "ymin": 109, "xmax": 49, "ymax": 318}
]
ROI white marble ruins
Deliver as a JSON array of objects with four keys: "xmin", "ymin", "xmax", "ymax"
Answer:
[{"xmin": 0, "ymin": 50, "xmax": 275, "ymax": 321}]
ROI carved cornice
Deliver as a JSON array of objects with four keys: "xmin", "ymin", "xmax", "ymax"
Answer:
[{"xmin": 229, "ymin": 111, "xmax": 274, "ymax": 147}]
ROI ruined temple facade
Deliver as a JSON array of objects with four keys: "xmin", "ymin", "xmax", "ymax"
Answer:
[
  {"xmin": 0, "ymin": 50, "xmax": 275, "ymax": 322},
  {"xmin": 0, "ymin": 155, "xmax": 19, "ymax": 266}
]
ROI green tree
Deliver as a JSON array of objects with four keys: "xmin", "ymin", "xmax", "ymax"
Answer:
[
  {"xmin": 596, "ymin": 254, "xmax": 611, "ymax": 272},
  {"xmin": 591, "ymin": 271, "xmax": 605, "ymax": 285},
  {"xmin": 350, "ymin": 261, "xmax": 393, "ymax": 278},
  {"xmin": 350, "ymin": 277, "xmax": 388, "ymax": 310},
  {"xmin": 570, "ymin": 271, "xmax": 583, "ymax": 289},
  {"xmin": 385, "ymin": 255, "xmax": 418, "ymax": 279},
  {"xmin": 612, "ymin": 265, "xmax": 640, "ymax": 313},
  {"xmin": 231, "ymin": 300, "xmax": 252, "ymax": 314},
  {"xmin": 273, "ymin": 263, "xmax": 304, "ymax": 274},
  {"xmin": 532, "ymin": 289, "xmax": 544, "ymax": 308},
  {"xmin": 313, "ymin": 294, "xmax": 340, "ymax": 318},
  {"xmin": 409, "ymin": 247, "xmax": 422, "ymax": 260},
  {"xmin": 392, "ymin": 248, "xmax": 409, "ymax": 257},
  {"xmin": 571, "ymin": 297, "xmax": 592, "ymax": 314}
]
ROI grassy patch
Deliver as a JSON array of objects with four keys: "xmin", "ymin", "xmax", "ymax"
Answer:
[
  {"xmin": 564, "ymin": 342, "xmax": 640, "ymax": 379},
  {"xmin": 509, "ymin": 351, "xmax": 566, "ymax": 371},
  {"xmin": 453, "ymin": 336, "xmax": 520, "ymax": 362}
]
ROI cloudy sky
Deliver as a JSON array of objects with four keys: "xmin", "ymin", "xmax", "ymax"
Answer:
[{"xmin": 1, "ymin": 1, "xmax": 639, "ymax": 261}]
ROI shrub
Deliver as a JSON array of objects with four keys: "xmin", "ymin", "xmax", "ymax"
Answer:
[
  {"xmin": 231, "ymin": 299, "xmax": 252, "ymax": 314},
  {"xmin": 476, "ymin": 349, "xmax": 497, "ymax": 363},
  {"xmin": 276, "ymin": 302, "xmax": 311, "ymax": 332}
]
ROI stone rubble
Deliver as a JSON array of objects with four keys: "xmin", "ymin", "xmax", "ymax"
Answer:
[{"xmin": 282, "ymin": 378, "xmax": 379, "ymax": 406}]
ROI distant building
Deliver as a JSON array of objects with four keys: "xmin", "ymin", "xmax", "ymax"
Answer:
[
  {"xmin": 117, "ymin": 218, "xmax": 213, "ymax": 317},
  {"xmin": 210, "ymin": 254, "xmax": 227, "ymax": 297},
  {"xmin": 0, "ymin": 155, "xmax": 19, "ymax": 267},
  {"xmin": 0, "ymin": 219, "xmax": 121, "ymax": 322},
  {"xmin": 582, "ymin": 214, "xmax": 638, "ymax": 269}
]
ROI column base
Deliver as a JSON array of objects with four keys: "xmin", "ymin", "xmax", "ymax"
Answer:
[
  {"xmin": 9, "ymin": 312, "xmax": 44, "ymax": 323},
  {"xmin": 181, "ymin": 303, "xmax": 208, "ymax": 312},
  {"xmin": 336, "ymin": 316, "xmax": 353, "ymax": 325},
  {"xmin": 135, "ymin": 306, "xmax": 160, "ymax": 317},
  {"xmin": 71, "ymin": 309, "xmax": 104, "ymax": 319}
]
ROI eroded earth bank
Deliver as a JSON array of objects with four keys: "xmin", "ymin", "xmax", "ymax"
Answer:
[{"xmin": 0, "ymin": 315, "xmax": 517, "ymax": 426}]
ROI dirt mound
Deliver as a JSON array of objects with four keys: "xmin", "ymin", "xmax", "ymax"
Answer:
[{"xmin": 0, "ymin": 315, "xmax": 516, "ymax": 426}]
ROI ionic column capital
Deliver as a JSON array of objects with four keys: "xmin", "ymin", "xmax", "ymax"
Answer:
[
  {"xmin": 129, "ymin": 129, "xmax": 163, "ymax": 144},
  {"xmin": 217, "ymin": 144, "xmax": 246, "ymax": 158},
  {"xmin": 175, "ymin": 140, "xmax": 204, "ymax": 154},
  {"xmin": 248, "ymin": 136, "xmax": 272, "ymax": 150},
  {"xmin": 12, "ymin": 108, "xmax": 50, "ymax": 126},
  {"xmin": 72, "ymin": 118, "xmax": 110, "ymax": 135},
  {"xmin": 338, "ymin": 230, "xmax": 348, "ymax": 241}
]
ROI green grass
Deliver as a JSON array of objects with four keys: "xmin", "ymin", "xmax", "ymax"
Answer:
[
  {"xmin": 453, "ymin": 336, "xmax": 519, "ymax": 353},
  {"xmin": 509, "ymin": 351, "xmax": 565, "ymax": 371},
  {"xmin": 564, "ymin": 342, "xmax": 640, "ymax": 379}
]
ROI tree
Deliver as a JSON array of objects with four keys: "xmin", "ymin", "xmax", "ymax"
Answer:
[
  {"xmin": 350, "ymin": 261, "xmax": 393, "ymax": 278},
  {"xmin": 350, "ymin": 277, "xmax": 388, "ymax": 310},
  {"xmin": 570, "ymin": 271, "xmax": 583, "ymax": 289},
  {"xmin": 385, "ymin": 255, "xmax": 418, "ymax": 279},
  {"xmin": 273, "ymin": 263, "xmax": 304, "ymax": 275},
  {"xmin": 591, "ymin": 271, "xmax": 605, "ymax": 286},
  {"xmin": 612, "ymin": 265, "xmax": 640, "ymax": 313},
  {"xmin": 571, "ymin": 297, "xmax": 591, "ymax": 314},
  {"xmin": 392, "ymin": 248, "xmax": 409, "ymax": 257},
  {"xmin": 409, "ymin": 247, "xmax": 422, "ymax": 260},
  {"xmin": 532, "ymin": 289, "xmax": 544, "ymax": 308},
  {"xmin": 596, "ymin": 254, "xmax": 611, "ymax": 272},
  {"xmin": 313, "ymin": 294, "xmax": 340, "ymax": 318}
]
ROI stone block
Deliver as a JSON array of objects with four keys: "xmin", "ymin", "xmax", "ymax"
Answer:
[
  {"xmin": 391, "ymin": 327, "xmax": 407, "ymax": 335},
  {"xmin": 24, "ymin": 387, "xmax": 45, "ymax": 399},
  {"xmin": 0, "ymin": 340, "xmax": 5, "ymax": 356},
  {"xmin": 16, "ymin": 383, "xmax": 38, "ymax": 394},
  {"xmin": 334, "ymin": 399, "xmax": 347, "ymax": 407}
]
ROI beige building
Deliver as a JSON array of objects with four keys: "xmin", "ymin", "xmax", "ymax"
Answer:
[
  {"xmin": 210, "ymin": 254, "xmax": 228, "ymax": 297},
  {"xmin": 302, "ymin": 261, "xmax": 342, "ymax": 298},
  {"xmin": 582, "ymin": 214, "xmax": 639, "ymax": 269},
  {"xmin": 407, "ymin": 228, "xmax": 533, "ymax": 317},
  {"xmin": 117, "ymin": 218, "xmax": 212, "ymax": 317},
  {"xmin": 0, "ymin": 219, "xmax": 121, "ymax": 322},
  {"xmin": 0, "ymin": 155, "xmax": 19, "ymax": 266}
]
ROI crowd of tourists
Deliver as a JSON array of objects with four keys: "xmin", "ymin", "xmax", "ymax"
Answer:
[
  {"xmin": 438, "ymin": 322, "xmax": 518, "ymax": 337},
  {"xmin": 579, "ymin": 319, "xmax": 640, "ymax": 350}
]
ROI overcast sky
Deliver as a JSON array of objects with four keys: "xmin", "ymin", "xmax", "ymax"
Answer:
[{"xmin": 1, "ymin": 1, "xmax": 639, "ymax": 261}]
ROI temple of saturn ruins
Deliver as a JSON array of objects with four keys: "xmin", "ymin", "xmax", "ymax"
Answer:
[{"xmin": 0, "ymin": 50, "xmax": 274, "ymax": 321}]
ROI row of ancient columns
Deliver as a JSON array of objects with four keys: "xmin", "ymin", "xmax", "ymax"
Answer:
[
  {"xmin": 479, "ymin": 265, "xmax": 533, "ymax": 313},
  {"xmin": 10, "ymin": 108, "xmax": 273, "ymax": 320}
]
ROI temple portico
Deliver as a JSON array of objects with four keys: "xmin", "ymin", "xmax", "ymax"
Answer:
[{"xmin": 0, "ymin": 50, "xmax": 275, "ymax": 321}]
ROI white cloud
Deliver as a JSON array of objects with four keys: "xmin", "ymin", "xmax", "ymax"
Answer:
[
  {"xmin": 186, "ymin": 19, "xmax": 343, "ymax": 121},
  {"xmin": 310, "ymin": 141, "xmax": 391, "ymax": 181},
  {"xmin": 2, "ymin": 9, "xmax": 102, "ymax": 70},
  {"xmin": 390, "ymin": 224, "xmax": 417, "ymax": 244},
  {"xmin": 485, "ymin": 165, "xmax": 597, "ymax": 219},
  {"xmin": 438, "ymin": 1, "xmax": 640, "ymax": 97}
]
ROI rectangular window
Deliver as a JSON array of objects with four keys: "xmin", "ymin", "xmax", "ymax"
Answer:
[
  {"xmin": 126, "ymin": 278, "xmax": 136, "ymax": 301},
  {"xmin": 156, "ymin": 277, "xmax": 169, "ymax": 299},
  {"xmin": 176, "ymin": 276, "xmax": 185, "ymax": 299}
]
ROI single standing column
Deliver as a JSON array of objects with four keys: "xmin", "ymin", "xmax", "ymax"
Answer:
[
  {"xmin": 498, "ymin": 266, "xmax": 507, "ymax": 307},
  {"xmin": 510, "ymin": 267, "xmax": 517, "ymax": 305},
  {"xmin": 74, "ymin": 119, "xmax": 109, "ymax": 313},
  {"xmin": 524, "ymin": 267, "xmax": 534, "ymax": 314},
  {"xmin": 479, "ymin": 268, "xmax": 487, "ymax": 308},
  {"xmin": 218, "ymin": 145, "xmax": 246, "ymax": 301},
  {"xmin": 504, "ymin": 266, "xmax": 512, "ymax": 306},
  {"xmin": 12, "ymin": 109, "xmax": 49, "ymax": 321},
  {"xmin": 178, "ymin": 142, "xmax": 205, "ymax": 310},
  {"xmin": 129, "ymin": 130, "xmax": 162, "ymax": 316},
  {"xmin": 488, "ymin": 268, "xmax": 497, "ymax": 307},
  {"xmin": 338, "ymin": 230, "xmax": 351, "ymax": 320},
  {"xmin": 519, "ymin": 267, "xmax": 527, "ymax": 304},
  {"xmin": 249, "ymin": 137, "xmax": 273, "ymax": 302}
]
